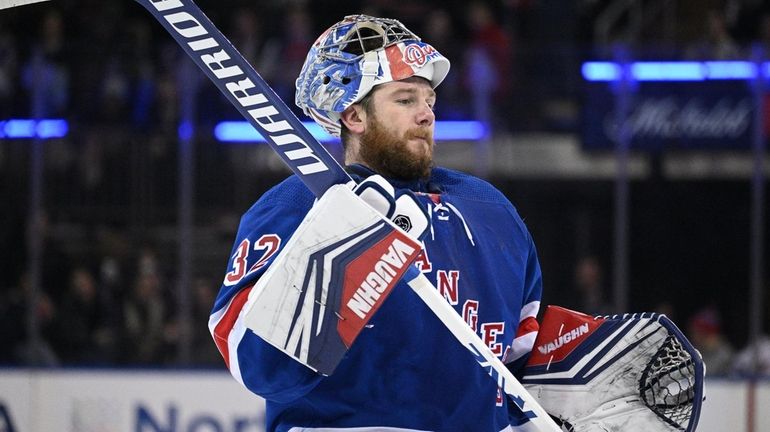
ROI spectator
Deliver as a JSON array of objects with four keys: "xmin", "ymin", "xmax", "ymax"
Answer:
[
  {"xmin": 464, "ymin": 1, "xmax": 514, "ymax": 129},
  {"xmin": 0, "ymin": 17, "xmax": 18, "ymax": 118},
  {"xmin": 684, "ymin": 8, "xmax": 743, "ymax": 60},
  {"xmin": 125, "ymin": 18, "xmax": 157, "ymax": 129},
  {"xmin": 53, "ymin": 267, "xmax": 116, "ymax": 364},
  {"xmin": 21, "ymin": 9, "xmax": 70, "ymax": 117},
  {"xmin": 565, "ymin": 255, "xmax": 613, "ymax": 316},
  {"xmin": 259, "ymin": 6, "xmax": 315, "ymax": 116},
  {"xmin": 97, "ymin": 56, "xmax": 131, "ymax": 123},
  {"xmin": 153, "ymin": 42, "xmax": 182, "ymax": 132},
  {"xmin": 96, "ymin": 254, "xmax": 126, "ymax": 360},
  {"xmin": 732, "ymin": 335, "xmax": 770, "ymax": 376},
  {"xmin": 190, "ymin": 278, "xmax": 223, "ymax": 366},
  {"xmin": 36, "ymin": 213, "xmax": 72, "ymax": 304},
  {"xmin": 687, "ymin": 306, "xmax": 734, "ymax": 376},
  {"xmin": 230, "ymin": 6, "xmax": 264, "ymax": 70},
  {"xmin": 122, "ymin": 269, "xmax": 166, "ymax": 364},
  {"xmin": 0, "ymin": 273, "xmax": 31, "ymax": 364},
  {"xmin": 0, "ymin": 272, "xmax": 58, "ymax": 366},
  {"xmin": 423, "ymin": 9, "xmax": 468, "ymax": 120}
]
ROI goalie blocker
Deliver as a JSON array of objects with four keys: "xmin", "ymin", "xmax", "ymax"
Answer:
[
  {"xmin": 521, "ymin": 306, "xmax": 705, "ymax": 432},
  {"xmin": 241, "ymin": 184, "xmax": 422, "ymax": 376}
]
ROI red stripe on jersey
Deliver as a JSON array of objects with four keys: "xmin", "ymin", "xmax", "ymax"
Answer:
[
  {"xmin": 385, "ymin": 44, "xmax": 414, "ymax": 81},
  {"xmin": 516, "ymin": 316, "xmax": 539, "ymax": 338},
  {"xmin": 213, "ymin": 285, "xmax": 254, "ymax": 370}
]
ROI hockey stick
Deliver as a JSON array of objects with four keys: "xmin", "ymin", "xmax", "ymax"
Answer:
[
  {"xmin": 135, "ymin": 1, "xmax": 560, "ymax": 430},
  {"xmin": 0, "ymin": 0, "xmax": 50, "ymax": 9}
]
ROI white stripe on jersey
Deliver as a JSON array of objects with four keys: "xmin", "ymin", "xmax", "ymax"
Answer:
[
  {"xmin": 208, "ymin": 304, "xmax": 227, "ymax": 335},
  {"xmin": 520, "ymin": 300, "xmax": 540, "ymax": 322},
  {"xmin": 227, "ymin": 316, "xmax": 249, "ymax": 386},
  {"xmin": 510, "ymin": 329, "xmax": 538, "ymax": 363}
]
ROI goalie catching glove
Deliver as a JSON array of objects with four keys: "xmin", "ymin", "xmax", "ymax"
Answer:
[{"xmin": 521, "ymin": 306, "xmax": 705, "ymax": 432}]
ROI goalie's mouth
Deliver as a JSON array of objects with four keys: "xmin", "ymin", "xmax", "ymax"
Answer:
[{"xmin": 405, "ymin": 129, "xmax": 433, "ymax": 144}]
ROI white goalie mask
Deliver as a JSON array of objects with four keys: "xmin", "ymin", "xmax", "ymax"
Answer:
[{"xmin": 295, "ymin": 15, "xmax": 450, "ymax": 136}]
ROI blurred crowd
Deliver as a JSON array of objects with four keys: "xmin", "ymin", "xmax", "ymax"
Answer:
[
  {"xmin": 0, "ymin": 218, "xmax": 224, "ymax": 367},
  {"xmin": 0, "ymin": 0, "xmax": 553, "ymax": 133},
  {"xmin": 3, "ymin": 1, "xmax": 770, "ymax": 127},
  {"xmin": 2, "ymin": 0, "xmax": 770, "ymax": 372}
]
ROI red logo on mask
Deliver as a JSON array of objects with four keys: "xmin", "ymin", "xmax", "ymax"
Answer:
[{"xmin": 403, "ymin": 43, "xmax": 437, "ymax": 68}]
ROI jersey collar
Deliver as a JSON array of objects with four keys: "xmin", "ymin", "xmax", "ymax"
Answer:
[{"xmin": 345, "ymin": 163, "xmax": 443, "ymax": 194}]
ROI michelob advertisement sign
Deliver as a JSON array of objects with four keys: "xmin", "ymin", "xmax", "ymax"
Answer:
[{"xmin": 582, "ymin": 80, "xmax": 755, "ymax": 151}]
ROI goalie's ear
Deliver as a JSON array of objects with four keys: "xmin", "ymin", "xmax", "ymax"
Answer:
[{"xmin": 340, "ymin": 104, "xmax": 366, "ymax": 135}]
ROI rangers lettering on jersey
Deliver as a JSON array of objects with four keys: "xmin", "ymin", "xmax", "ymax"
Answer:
[
  {"xmin": 147, "ymin": 0, "xmax": 329, "ymax": 176},
  {"xmin": 346, "ymin": 238, "xmax": 416, "ymax": 319},
  {"xmin": 537, "ymin": 323, "xmax": 590, "ymax": 355}
]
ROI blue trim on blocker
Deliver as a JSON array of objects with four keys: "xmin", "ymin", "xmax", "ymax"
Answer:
[
  {"xmin": 583, "ymin": 60, "xmax": 764, "ymax": 81},
  {"xmin": 215, "ymin": 121, "xmax": 489, "ymax": 143},
  {"xmin": 0, "ymin": 119, "xmax": 68, "ymax": 139}
]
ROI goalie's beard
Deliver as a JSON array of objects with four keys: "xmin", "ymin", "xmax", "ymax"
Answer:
[{"xmin": 358, "ymin": 113, "xmax": 434, "ymax": 181}]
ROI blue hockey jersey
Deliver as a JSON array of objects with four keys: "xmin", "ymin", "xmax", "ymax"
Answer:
[{"xmin": 209, "ymin": 165, "xmax": 543, "ymax": 432}]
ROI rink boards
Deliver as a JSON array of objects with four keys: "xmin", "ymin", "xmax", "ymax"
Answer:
[{"xmin": 0, "ymin": 370, "xmax": 767, "ymax": 432}]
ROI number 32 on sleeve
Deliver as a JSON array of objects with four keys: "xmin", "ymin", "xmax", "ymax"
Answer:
[{"xmin": 223, "ymin": 234, "xmax": 281, "ymax": 286}]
